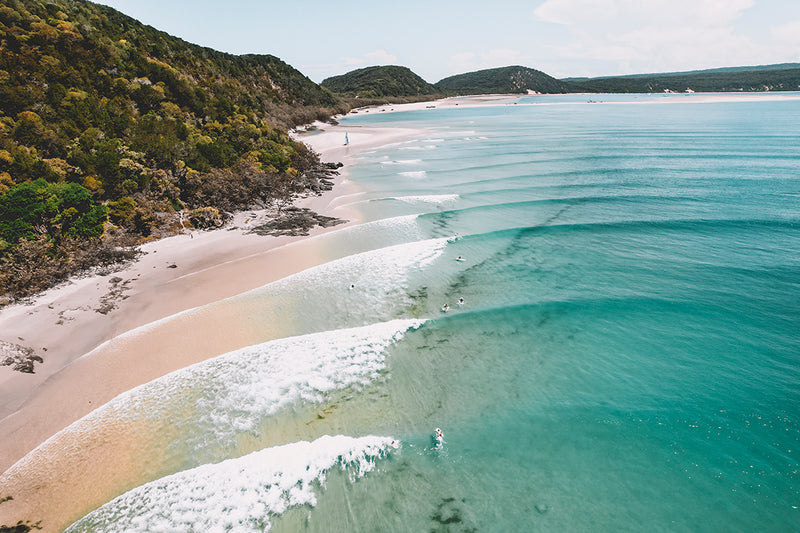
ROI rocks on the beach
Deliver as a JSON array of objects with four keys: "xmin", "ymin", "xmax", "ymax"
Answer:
[
  {"xmin": 94, "ymin": 276, "xmax": 133, "ymax": 315},
  {"xmin": 247, "ymin": 207, "xmax": 346, "ymax": 237},
  {"xmin": 0, "ymin": 340, "xmax": 43, "ymax": 374},
  {"xmin": 297, "ymin": 162, "xmax": 342, "ymax": 195}
]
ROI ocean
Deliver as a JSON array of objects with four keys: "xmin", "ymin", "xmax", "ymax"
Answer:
[{"xmin": 66, "ymin": 94, "xmax": 800, "ymax": 532}]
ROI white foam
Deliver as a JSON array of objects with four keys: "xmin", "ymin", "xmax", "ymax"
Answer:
[
  {"xmin": 110, "ymin": 320, "xmax": 421, "ymax": 455},
  {"xmin": 321, "ymin": 213, "xmax": 423, "ymax": 244},
  {"xmin": 398, "ymin": 144, "xmax": 438, "ymax": 151},
  {"xmin": 394, "ymin": 194, "xmax": 459, "ymax": 205},
  {"xmin": 65, "ymin": 435, "xmax": 395, "ymax": 533},
  {"xmin": 259, "ymin": 237, "xmax": 449, "ymax": 328},
  {"xmin": 11, "ymin": 319, "xmax": 424, "ymax": 481},
  {"xmin": 398, "ymin": 170, "xmax": 428, "ymax": 178},
  {"xmin": 379, "ymin": 159, "xmax": 422, "ymax": 165}
]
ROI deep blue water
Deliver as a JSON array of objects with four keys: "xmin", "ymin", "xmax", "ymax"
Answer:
[{"xmin": 69, "ymin": 95, "xmax": 800, "ymax": 532}]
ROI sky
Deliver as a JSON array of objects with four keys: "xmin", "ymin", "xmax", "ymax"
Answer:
[{"xmin": 94, "ymin": 0, "xmax": 800, "ymax": 83}]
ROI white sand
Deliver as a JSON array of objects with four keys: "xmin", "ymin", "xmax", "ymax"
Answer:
[{"xmin": 0, "ymin": 105, "xmax": 430, "ymax": 531}]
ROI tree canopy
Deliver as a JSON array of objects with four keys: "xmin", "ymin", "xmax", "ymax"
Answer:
[
  {"xmin": 0, "ymin": 0, "xmax": 347, "ymax": 299},
  {"xmin": 322, "ymin": 66, "xmax": 439, "ymax": 98}
]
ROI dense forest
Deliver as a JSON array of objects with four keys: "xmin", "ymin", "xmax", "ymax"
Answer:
[
  {"xmin": 0, "ymin": 0, "xmax": 348, "ymax": 300},
  {"xmin": 432, "ymin": 64, "xmax": 800, "ymax": 95},
  {"xmin": 564, "ymin": 64, "xmax": 800, "ymax": 93},
  {"xmin": 435, "ymin": 66, "xmax": 568, "ymax": 95},
  {"xmin": 321, "ymin": 65, "xmax": 439, "ymax": 98}
]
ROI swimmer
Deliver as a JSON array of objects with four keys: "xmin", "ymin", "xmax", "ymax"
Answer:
[
  {"xmin": 349, "ymin": 283, "xmax": 355, "ymax": 290},
  {"xmin": 434, "ymin": 428, "xmax": 444, "ymax": 442},
  {"xmin": 457, "ymin": 297, "xmax": 465, "ymax": 306}
]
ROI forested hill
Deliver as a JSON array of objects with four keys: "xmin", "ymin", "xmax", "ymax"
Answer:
[
  {"xmin": 565, "ymin": 64, "xmax": 800, "ymax": 93},
  {"xmin": 0, "ymin": 0, "xmax": 345, "ymax": 300},
  {"xmin": 321, "ymin": 66, "xmax": 439, "ymax": 98},
  {"xmin": 432, "ymin": 63, "xmax": 800, "ymax": 95},
  {"xmin": 434, "ymin": 66, "xmax": 568, "ymax": 95}
]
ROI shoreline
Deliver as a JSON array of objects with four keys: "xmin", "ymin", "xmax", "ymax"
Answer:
[
  {"xmin": 1, "ymin": 90, "xmax": 796, "ymax": 530},
  {"xmin": 0, "ymin": 116, "xmax": 427, "ymax": 530},
  {"xmin": 0, "ymin": 123, "xmax": 429, "ymax": 469}
]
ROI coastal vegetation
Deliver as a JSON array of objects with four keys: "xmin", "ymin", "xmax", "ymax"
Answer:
[
  {"xmin": 434, "ymin": 66, "xmax": 568, "ymax": 94},
  {"xmin": 1, "ymin": 0, "xmax": 797, "ymax": 304},
  {"xmin": 321, "ymin": 65, "xmax": 439, "ymax": 99},
  {"xmin": 325, "ymin": 63, "xmax": 800, "ymax": 98},
  {"xmin": 0, "ymin": 0, "xmax": 347, "ymax": 301},
  {"xmin": 564, "ymin": 63, "xmax": 800, "ymax": 93}
]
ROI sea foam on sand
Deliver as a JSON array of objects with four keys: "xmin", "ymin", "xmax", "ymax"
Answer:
[
  {"xmin": 0, "ymin": 319, "xmax": 422, "ymax": 531},
  {"xmin": 65, "ymin": 435, "xmax": 396, "ymax": 533}
]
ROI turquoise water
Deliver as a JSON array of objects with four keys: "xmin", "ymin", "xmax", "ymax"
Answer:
[{"xmin": 69, "ymin": 95, "xmax": 800, "ymax": 531}]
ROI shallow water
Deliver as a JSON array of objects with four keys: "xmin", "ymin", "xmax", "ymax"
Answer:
[{"xmin": 69, "ymin": 95, "xmax": 800, "ymax": 532}]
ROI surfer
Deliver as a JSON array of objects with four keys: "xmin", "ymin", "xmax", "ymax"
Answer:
[
  {"xmin": 441, "ymin": 303, "xmax": 450, "ymax": 312},
  {"xmin": 457, "ymin": 297, "xmax": 465, "ymax": 306},
  {"xmin": 456, "ymin": 256, "xmax": 465, "ymax": 262}
]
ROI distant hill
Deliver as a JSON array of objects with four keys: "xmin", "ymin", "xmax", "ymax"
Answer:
[
  {"xmin": 321, "ymin": 66, "xmax": 438, "ymax": 98},
  {"xmin": 563, "ymin": 64, "xmax": 800, "ymax": 93},
  {"xmin": 435, "ymin": 66, "xmax": 568, "ymax": 95},
  {"xmin": 432, "ymin": 63, "xmax": 800, "ymax": 95}
]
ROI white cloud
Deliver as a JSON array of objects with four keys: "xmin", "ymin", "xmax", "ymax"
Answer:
[
  {"xmin": 771, "ymin": 20, "xmax": 800, "ymax": 50},
  {"xmin": 364, "ymin": 49, "xmax": 398, "ymax": 65},
  {"xmin": 532, "ymin": 0, "xmax": 769, "ymax": 73},
  {"xmin": 534, "ymin": 0, "xmax": 753, "ymax": 28}
]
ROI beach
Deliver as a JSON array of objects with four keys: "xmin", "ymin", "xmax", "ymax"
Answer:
[
  {"xmin": 2, "ymin": 92, "xmax": 799, "ymax": 531},
  {"xmin": 0, "ymin": 110, "xmax": 429, "ymax": 531}
]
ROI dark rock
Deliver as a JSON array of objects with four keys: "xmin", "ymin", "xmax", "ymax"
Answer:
[
  {"xmin": 0, "ymin": 341, "xmax": 43, "ymax": 374},
  {"xmin": 247, "ymin": 208, "xmax": 346, "ymax": 237}
]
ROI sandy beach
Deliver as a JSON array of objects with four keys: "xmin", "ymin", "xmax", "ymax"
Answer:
[
  {"xmin": 2, "ymin": 91, "xmax": 797, "ymax": 530},
  {"xmin": 0, "ymin": 109, "xmax": 428, "ymax": 530}
]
